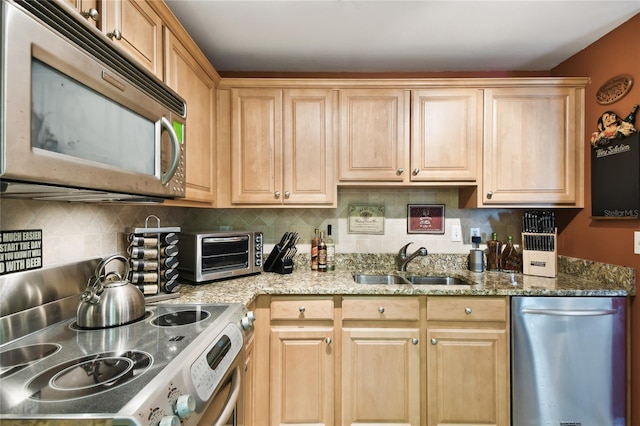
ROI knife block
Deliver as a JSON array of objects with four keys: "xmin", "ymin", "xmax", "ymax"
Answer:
[{"xmin": 521, "ymin": 230, "xmax": 557, "ymax": 278}]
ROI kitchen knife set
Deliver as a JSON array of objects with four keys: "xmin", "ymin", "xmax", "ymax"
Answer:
[
  {"xmin": 521, "ymin": 210, "xmax": 558, "ymax": 278},
  {"xmin": 264, "ymin": 232, "xmax": 299, "ymax": 274},
  {"xmin": 522, "ymin": 210, "xmax": 556, "ymax": 252}
]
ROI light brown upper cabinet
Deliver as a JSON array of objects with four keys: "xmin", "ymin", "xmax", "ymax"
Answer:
[
  {"xmin": 411, "ymin": 89, "xmax": 483, "ymax": 182},
  {"xmin": 230, "ymin": 88, "xmax": 337, "ymax": 206},
  {"xmin": 339, "ymin": 89, "xmax": 410, "ymax": 182},
  {"xmin": 164, "ymin": 30, "xmax": 217, "ymax": 204},
  {"xmin": 62, "ymin": 0, "xmax": 101, "ymax": 27},
  {"xmin": 102, "ymin": 0, "xmax": 164, "ymax": 80},
  {"xmin": 461, "ymin": 84, "xmax": 586, "ymax": 208}
]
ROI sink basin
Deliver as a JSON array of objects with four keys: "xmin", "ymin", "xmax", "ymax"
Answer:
[
  {"xmin": 353, "ymin": 274, "xmax": 409, "ymax": 284},
  {"xmin": 353, "ymin": 274, "xmax": 469, "ymax": 285},
  {"xmin": 405, "ymin": 275, "xmax": 468, "ymax": 285}
]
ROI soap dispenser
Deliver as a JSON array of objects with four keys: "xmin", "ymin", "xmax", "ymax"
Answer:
[{"xmin": 468, "ymin": 236, "xmax": 484, "ymax": 272}]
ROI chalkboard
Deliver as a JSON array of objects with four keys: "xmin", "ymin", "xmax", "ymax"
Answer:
[{"xmin": 591, "ymin": 132, "xmax": 640, "ymax": 217}]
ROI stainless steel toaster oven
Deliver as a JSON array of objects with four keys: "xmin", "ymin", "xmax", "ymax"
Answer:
[{"xmin": 178, "ymin": 231, "xmax": 263, "ymax": 282}]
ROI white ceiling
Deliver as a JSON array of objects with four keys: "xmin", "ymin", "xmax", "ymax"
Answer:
[{"xmin": 164, "ymin": 0, "xmax": 640, "ymax": 74}]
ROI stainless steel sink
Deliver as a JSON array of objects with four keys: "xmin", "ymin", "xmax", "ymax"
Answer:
[
  {"xmin": 405, "ymin": 275, "xmax": 468, "ymax": 285},
  {"xmin": 353, "ymin": 274, "xmax": 469, "ymax": 285},
  {"xmin": 353, "ymin": 274, "xmax": 409, "ymax": 284}
]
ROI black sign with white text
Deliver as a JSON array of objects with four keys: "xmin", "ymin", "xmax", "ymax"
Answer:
[{"xmin": 0, "ymin": 229, "xmax": 43, "ymax": 275}]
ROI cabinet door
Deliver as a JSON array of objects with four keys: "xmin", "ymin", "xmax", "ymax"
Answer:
[
  {"xmin": 244, "ymin": 334, "xmax": 255, "ymax": 426},
  {"xmin": 271, "ymin": 328, "xmax": 335, "ymax": 426},
  {"xmin": 231, "ymin": 88, "xmax": 283, "ymax": 204},
  {"xmin": 426, "ymin": 328, "xmax": 509, "ymax": 426},
  {"xmin": 283, "ymin": 89, "xmax": 337, "ymax": 205},
  {"xmin": 165, "ymin": 30, "xmax": 216, "ymax": 203},
  {"xmin": 339, "ymin": 89, "xmax": 409, "ymax": 182},
  {"xmin": 342, "ymin": 328, "xmax": 420, "ymax": 426},
  {"xmin": 411, "ymin": 89, "xmax": 482, "ymax": 182},
  {"xmin": 482, "ymin": 87, "xmax": 579, "ymax": 205},
  {"xmin": 62, "ymin": 0, "xmax": 100, "ymax": 27},
  {"xmin": 103, "ymin": 0, "xmax": 163, "ymax": 80}
]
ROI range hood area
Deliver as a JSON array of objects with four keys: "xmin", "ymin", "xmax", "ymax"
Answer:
[{"xmin": 0, "ymin": 180, "xmax": 165, "ymax": 204}]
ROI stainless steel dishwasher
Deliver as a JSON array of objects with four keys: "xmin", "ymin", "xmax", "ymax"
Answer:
[{"xmin": 511, "ymin": 296, "xmax": 626, "ymax": 426}]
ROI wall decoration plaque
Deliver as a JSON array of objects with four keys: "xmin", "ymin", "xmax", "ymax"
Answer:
[
  {"xmin": 596, "ymin": 74, "xmax": 633, "ymax": 105},
  {"xmin": 407, "ymin": 204, "xmax": 445, "ymax": 234},
  {"xmin": 348, "ymin": 205, "xmax": 385, "ymax": 234}
]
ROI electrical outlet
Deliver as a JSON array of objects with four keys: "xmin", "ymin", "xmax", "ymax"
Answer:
[
  {"xmin": 470, "ymin": 228, "xmax": 481, "ymax": 239},
  {"xmin": 451, "ymin": 225, "xmax": 462, "ymax": 242},
  {"xmin": 635, "ymin": 231, "xmax": 640, "ymax": 255}
]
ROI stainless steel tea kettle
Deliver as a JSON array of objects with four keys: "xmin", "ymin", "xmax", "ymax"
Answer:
[{"xmin": 76, "ymin": 254, "xmax": 146, "ymax": 329}]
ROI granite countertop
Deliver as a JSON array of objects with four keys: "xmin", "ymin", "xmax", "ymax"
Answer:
[{"xmin": 163, "ymin": 255, "xmax": 635, "ymax": 306}]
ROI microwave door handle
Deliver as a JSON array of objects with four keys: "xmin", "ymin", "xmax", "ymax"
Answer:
[
  {"xmin": 159, "ymin": 116, "xmax": 180, "ymax": 185},
  {"xmin": 213, "ymin": 365, "xmax": 242, "ymax": 426}
]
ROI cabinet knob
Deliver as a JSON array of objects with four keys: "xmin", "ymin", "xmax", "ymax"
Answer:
[
  {"xmin": 412, "ymin": 338, "xmax": 419, "ymax": 345},
  {"xmin": 465, "ymin": 307, "xmax": 472, "ymax": 314},
  {"xmin": 413, "ymin": 168, "xmax": 420, "ymax": 175},
  {"xmin": 431, "ymin": 338, "xmax": 438, "ymax": 345},
  {"xmin": 378, "ymin": 306, "xmax": 385, "ymax": 314},
  {"xmin": 107, "ymin": 28, "xmax": 122, "ymax": 40},
  {"xmin": 299, "ymin": 306, "xmax": 305, "ymax": 313},
  {"xmin": 81, "ymin": 8, "xmax": 100, "ymax": 21},
  {"xmin": 326, "ymin": 337, "xmax": 332, "ymax": 345},
  {"xmin": 274, "ymin": 191, "xmax": 281, "ymax": 199},
  {"xmin": 397, "ymin": 168, "xmax": 404, "ymax": 175},
  {"xmin": 486, "ymin": 191, "xmax": 493, "ymax": 199},
  {"xmin": 284, "ymin": 191, "xmax": 290, "ymax": 199}
]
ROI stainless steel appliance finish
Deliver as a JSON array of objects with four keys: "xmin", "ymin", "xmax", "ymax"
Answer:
[
  {"xmin": 1, "ymin": 0, "xmax": 187, "ymax": 202},
  {"xmin": 1, "ymin": 303, "xmax": 251, "ymax": 425},
  {"xmin": 0, "ymin": 260, "xmax": 254, "ymax": 425},
  {"xmin": 511, "ymin": 297, "xmax": 626, "ymax": 426},
  {"xmin": 178, "ymin": 231, "xmax": 264, "ymax": 282}
]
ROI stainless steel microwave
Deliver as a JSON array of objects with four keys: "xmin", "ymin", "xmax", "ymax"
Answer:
[
  {"xmin": 0, "ymin": 0, "xmax": 186, "ymax": 202},
  {"xmin": 178, "ymin": 231, "xmax": 264, "ymax": 282}
]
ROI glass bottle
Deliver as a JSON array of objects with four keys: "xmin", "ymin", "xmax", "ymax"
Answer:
[
  {"xmin": 311, "ymin": 228, "xmax": 319, "ymax": 270},
  {"xmin": 623, "ymin": 104, "xmax": 639, "ymax": 126},
  {"xmin": 317, "ymin": 231, "xmax": 327, "ymax": 272},
  {"xmin": 500, "ymin": 236, "xmax": 522, "ymax": 272},
  {"xmin": 486, "ymin": 232, "xmax": 502, "ymax": 271},
  {"xmin": 326, "ymin": 225, "xmax": 335, "ymax": 271}
]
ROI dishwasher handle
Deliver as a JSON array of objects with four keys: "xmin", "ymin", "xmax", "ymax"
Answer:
[{"xmin": 521, "ymin": 307, "xmax": 618, "ymax": 317}]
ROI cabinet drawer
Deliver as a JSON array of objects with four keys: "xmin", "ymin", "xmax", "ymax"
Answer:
[
  {"xmin": 342, "ymin": 297, "xmax": 420, "ymax": 321},
  {"xmin": 271, "ymin": 297, "xmax": 334, "ymax": 321},
  {"xmin": 427, "ymin": 297, "xmax": 506, "ymax": 322}
]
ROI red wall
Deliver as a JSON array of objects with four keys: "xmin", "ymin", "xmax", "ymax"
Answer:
[{"xmin": 552, "ymin": 13, "xmax": 640, "ymax": 426}]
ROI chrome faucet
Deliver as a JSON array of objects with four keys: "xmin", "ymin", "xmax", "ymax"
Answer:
[{"xmin": 397, "ymin": 242, "xmax": 428, "ymax": 271}]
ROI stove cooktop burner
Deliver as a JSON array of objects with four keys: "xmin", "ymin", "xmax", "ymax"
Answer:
[
  {"xmin": 25, "ymin": 350, "xmax": 152, "ymax": 401},
  {"xmin": 0, "ymin": 344, "xmax": 61, "ymax": 379},
  {"xmin": 151, "ymin": 309, "xmax": 210, "ymax": 327},
  {"xmin": 68, "ymin": 311, "xmax": 154, "ymax": 331}
]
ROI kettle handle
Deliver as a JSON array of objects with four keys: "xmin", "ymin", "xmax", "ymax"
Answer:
[{"xmin": 94, "ymin": 254, "xmax": 130, "ymax": 284}]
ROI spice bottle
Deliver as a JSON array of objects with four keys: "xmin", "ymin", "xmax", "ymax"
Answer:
[{"xmin": 486, "ymin": 232, "xmax": 502, "ymax": 271}]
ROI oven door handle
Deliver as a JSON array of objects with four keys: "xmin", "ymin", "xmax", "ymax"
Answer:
[{"xmin": 213, "ymin": 365, "xmax": 241, "ymax": 426}]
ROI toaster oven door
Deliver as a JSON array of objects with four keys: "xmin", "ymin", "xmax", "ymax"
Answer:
[{"xmin": 201, "ymin": 236, "xmax": 252, "ymax": 275}]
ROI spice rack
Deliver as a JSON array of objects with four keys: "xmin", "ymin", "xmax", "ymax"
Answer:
[{"xmin": 125, "ymin": 215, "xmax": 181, "ymax": 302}]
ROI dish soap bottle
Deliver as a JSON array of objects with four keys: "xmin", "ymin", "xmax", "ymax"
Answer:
[
  {"xmin": 486, "ymin": 232, "xmax": 502, "ymax": 271},
  {"xmin": 500, "ymin": 236, "xmax": 522, "ymax": 272}
]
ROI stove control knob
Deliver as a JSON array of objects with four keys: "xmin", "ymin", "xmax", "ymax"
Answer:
[
  {"xmin": 175, "ymin": 394, "xmax": 196, "ymax": 419},
  {"xmin": 159, "ymin": 415, "xmax": 180, "ymax": 426},
  {"xmin": 241, "ymin": 311, "xmax": 256, "ymax": 330}
]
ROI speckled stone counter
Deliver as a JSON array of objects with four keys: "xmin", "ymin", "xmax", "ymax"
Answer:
[{"xmin": 162, "ymin": 254, "xmax": 635, "ymax": 306}]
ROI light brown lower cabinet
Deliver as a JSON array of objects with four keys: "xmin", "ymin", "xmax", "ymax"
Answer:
[
  {"xmin": 250, "ymin": 295, "xmax": 510, "ymax": 426},
  {"xmin": 426, "ymin": 297, "xmax": 510, "ymax": 426}
]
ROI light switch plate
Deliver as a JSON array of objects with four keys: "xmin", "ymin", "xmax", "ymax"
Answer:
[
  {"xmin": 451, "ymin": 225, "xmax": 462, "ymax": 242},
  {"xmin": 634, "ymin": 231, "xmax": 640, "ymax": 254}
]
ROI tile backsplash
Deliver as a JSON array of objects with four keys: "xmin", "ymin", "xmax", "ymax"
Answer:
[{"xmin": 0, "ymin": 188, "xmax": 522, "ymax": 267}]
